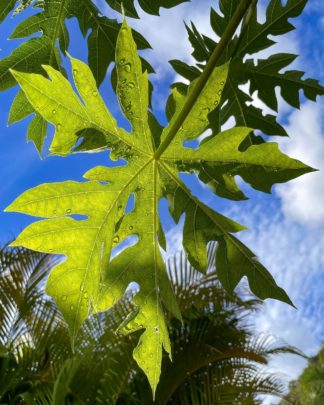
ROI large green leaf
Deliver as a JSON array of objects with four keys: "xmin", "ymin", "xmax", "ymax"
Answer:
[
  {"xmin": 171, "ymin": 0, "xmax": 324, "ymax": 140},
  {"xmin": 6, "ymin": 21, "xmax": 313, "ymax": 395}
]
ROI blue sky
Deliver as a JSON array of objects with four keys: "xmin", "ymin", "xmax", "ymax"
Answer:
[{"xmin": 0, "ymin": 0, "xmax": 324, "ymax": 398}]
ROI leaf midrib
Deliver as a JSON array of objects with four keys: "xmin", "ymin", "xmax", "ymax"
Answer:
[
  {"xmin": 71, "ymin": 157, "xmax": 154, "ymax": 338},
  {"xmin": 48, "ymin": 0, "xmax": 67, "ymax": 67},
  {"xmin": 246, "ymin": 67, "xmax": 321, "ymax": 90}
]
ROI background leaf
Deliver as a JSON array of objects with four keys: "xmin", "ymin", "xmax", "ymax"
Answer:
[{"xmin": 170, "ymin": 0, "xmax": 324, "ymax": 138}]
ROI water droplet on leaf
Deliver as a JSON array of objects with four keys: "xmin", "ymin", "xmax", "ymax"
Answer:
[
  {"xmin": 113, "ymin": 236, "xmax": 120, "ymax": 244},
  {"xmin": 124, "ymin": 63, "xmax": 131, "ymax": 73}
]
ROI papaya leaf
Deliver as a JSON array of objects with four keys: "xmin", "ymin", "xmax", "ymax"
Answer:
[
  {"xmin": 1, "ymin": 0, "xmax": 151, "ymax": 154},
  {"xmin": 171, "ymin": 0, "xmax": 324, "ymax": 138},
  {"xmin": 6, "ymin": 21, "xmax": 314, "ymax": 395}
]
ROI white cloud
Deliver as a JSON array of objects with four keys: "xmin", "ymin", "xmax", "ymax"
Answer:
[
  {"xmin": 95, "ymin": 0, "xmax": 216, "ymax": 78},
  {"xmin": 224, "ymin": 202, "xmax": 324, "ymax": 400},
  {"xmin": 130, "ymin": 1, "xmax": 215, "ymax": 77},
  {"xmin": 275, "ymin": 100, "xmax": 324, "ymax": 227}
]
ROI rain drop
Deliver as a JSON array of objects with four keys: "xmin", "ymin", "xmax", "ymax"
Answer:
[
  {"xmin": 154, "ymin": 326, "xmax": 159, "ymax": 333},
  {"xmin": 124, "ymin": 63, "xmax": 131, "ymax": 73},
  {"xmin": 119, "ymin": 58, "xmax": 126, "ymax": 65},
  {"xmin": 57, "ymin": 123, "xmax": 62, "ymax": 131},
  {"xmin": 198, "ymin": 107, "xmax": 210, "ymax": 122},
  {"xmin": 92, "ymin": 90, "xmax": 98, "ymax": 97},
  {"xmin": 66, "ymin": 208, "xmax": 72, "ymax": 214},
  {"xmin": 73, "ymin": 69, "xmax": 78, "ymax": 75},
  {"xmin": 52, "ymin": 109, "xmax": 57, "ymax": 114},
  {"xmin": 128, "ymin": 82, "xmax": 135, "ymax": 89},
  {"xmin": 218, "ymin": 89, "xmax": 222, "ymax": 96},
  {"xmin": 118, "ymin": 204, "xmax": 123, "ymax": 211},
  {"xmin": 129, "ymin": 225, "xmax": 134, "ymax": 231},
  {"xmin": 126, "ymin": 103, "xmax": 132, "ymax": 112},
  {"xmin": 220, "ymin": 81, "xmax": 224, "ymax": 85},
  {"xmin": 113, "ymin": 236, "xmax": 120, "ymax": 244},
  {"xmin": 53, "ymin": 210, "xmax": 57, "ymax": 215}
]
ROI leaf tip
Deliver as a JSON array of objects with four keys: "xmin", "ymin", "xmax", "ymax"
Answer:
[
  {"xmin": 8, "ymin": 239, "xmax": 20, "ymax": 248},
  {"xmin": 4, "ymin": 203, "xmax": 15, "ymax": 213}
]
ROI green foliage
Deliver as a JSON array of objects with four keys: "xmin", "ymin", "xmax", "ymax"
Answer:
[
  {"xmin": 6, "ymin": 17, "xmax": 314, "ymax": 394},
  {"xmin": 170, "ymin": 0, "xmax": 324, "ymax": 139},
  {"xmin": 0, "ymin": 244, "xmax": 303, "ymax": 404},
  {"xmin": 282, "ymin": 347, "xmax": 324, "ymax": 405},
  {"xmin": 105, "ymin": 0, "xmax": 189, "ymax": 17},
  {"xmin": 0, "ymin": 1, "xmax": 16, "ymax": 23},
  {"xmin": 0, "ymin": 0, "xmax": 150, "ymax": 153}
]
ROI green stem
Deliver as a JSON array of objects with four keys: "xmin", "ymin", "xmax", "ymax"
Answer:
[
  {"xmin": 232, "ymin": 0, "xmax": 258, "ymax": 59},
  {"xmin": 154, "ymin": 0, "xmax": 254, "ymax": 160}
]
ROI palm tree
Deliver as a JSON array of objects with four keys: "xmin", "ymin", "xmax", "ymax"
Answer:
[
  {"xmin": 281, "ymin": 346, "xmax": 324, "ymax": 405},
  {"xmin": 0, "ymin": 243, "xmax": 303, "ymax": 404}
]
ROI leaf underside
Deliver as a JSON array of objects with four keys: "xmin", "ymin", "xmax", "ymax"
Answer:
[
  {"xmin": 0, "ymin": 0, "xmax": 151, "ymax": 155},
  {"xmin": 6, "ymin": 20, "xmax": 313, "ymax": 395}
]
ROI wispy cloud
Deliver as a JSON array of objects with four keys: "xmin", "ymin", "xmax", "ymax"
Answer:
[{"xmin": 275, "ymin": 101, "xmax": 324, "ymax": 226}]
